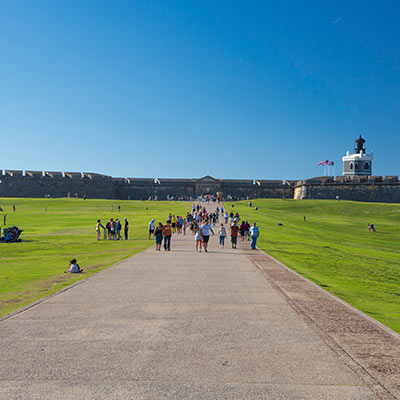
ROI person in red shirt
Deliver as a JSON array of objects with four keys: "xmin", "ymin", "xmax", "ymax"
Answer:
[{"xmin": 230, "ymin": 222, "xmax": 239, "ymax": 249}]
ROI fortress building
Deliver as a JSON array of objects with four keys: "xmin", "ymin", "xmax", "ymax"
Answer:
[{"xmin": 1, "ymin": 136, "xmax": 399, "ymax": 203}]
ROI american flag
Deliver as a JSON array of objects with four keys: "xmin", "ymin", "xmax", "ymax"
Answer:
[{"xmin": 318, "ymin": 160, "xmax": 334, "ymax": 166}]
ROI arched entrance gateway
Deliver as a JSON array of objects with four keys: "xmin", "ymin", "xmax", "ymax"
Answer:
[{"xmin": 194, "ymin": 175, "xmax": 222, "ymax": 198}]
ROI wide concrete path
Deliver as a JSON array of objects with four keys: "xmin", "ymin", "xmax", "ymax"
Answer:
[{"xmin": 0, "ymin": 211, "xmax": 380, "ymax": 399}]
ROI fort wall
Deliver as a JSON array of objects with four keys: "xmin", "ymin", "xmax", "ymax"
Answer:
[
  {"xmin": 0, "ymin": 171, "xmax": 115, "ymax": 199},
  {"xmin": 294, "ymin": 176, "xmax": 400, "ymax": 203},
  {"xmin": 0, "ymin": 170, "xmax": 399, "ymax": 202}
]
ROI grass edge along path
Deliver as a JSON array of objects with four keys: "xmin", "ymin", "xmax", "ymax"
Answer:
[
  {"xmin": 0, "ymin": 198, "xmax": 191, "ymax": 318},
  {"xmin": 226, "ymin": 199, "xmax": 400, "ymax": 334}
]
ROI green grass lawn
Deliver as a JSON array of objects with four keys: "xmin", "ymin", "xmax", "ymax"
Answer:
[
  {"xmin": 226, "ymin": 199, "xmax": 400, "ymax": 334},
  {"xmin": 1, "ymin": 197, "xmax": 399, "ymax": 335},
  {"xmin": 0, "ymin": 198, "xmax": 190, "ymax": 317}
]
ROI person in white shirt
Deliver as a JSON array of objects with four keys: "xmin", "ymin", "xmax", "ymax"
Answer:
[
  {"xmin": 200, "ymin": 218, "xmax": 214, "ymax": 252},
  {"xmin": 194, "ymin": 223, "xmax": 202, "ymax": 252},
  {"xmin": 148, "ymin": 219, "xmax": 155, "ymax": 239},
  {"xmin": 68, "ymin": 258, "xmax": 83, "ymax": 273}
]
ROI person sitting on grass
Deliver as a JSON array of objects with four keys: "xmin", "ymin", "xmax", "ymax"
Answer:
[
  {"xmin": 368, "ymin": 223, "xmax": 376, "ymax": 232},
  {"xmin": 68, "ymin": 259, "xmax": 83, "ymax": 273}
]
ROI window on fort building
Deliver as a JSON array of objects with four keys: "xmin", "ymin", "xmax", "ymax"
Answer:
[
  {"xmin": 350, "ymin": 163, "xmax": 353, "ymax": 170},
  {"xmin": 364, "ymin": 162, "xmax": 369, "ymax": 170}
]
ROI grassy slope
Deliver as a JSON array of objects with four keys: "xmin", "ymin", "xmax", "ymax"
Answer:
[
  {"xmin": 226, "ymin": 199, "xmax": 400, "ymax": 334},
  {"xmin": 0, "ymin": 198, "xmax": 190, "ymax": 317}
]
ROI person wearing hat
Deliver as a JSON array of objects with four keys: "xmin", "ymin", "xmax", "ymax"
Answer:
[{"xmin": 148, "ymin": 218, "xmax": 155, "ymax": 239}]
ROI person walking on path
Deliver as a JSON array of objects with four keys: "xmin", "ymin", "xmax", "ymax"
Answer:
[
  {"xmin": 96, "ymin": 219, "xmax": 105, "ymax": 241},
  {"xmin": 171, "ymin": 215, "xmax": 177, "ymax": 233},
  {"xmin": 230, "ymin": 221, "xmax": 239, "ymax": 249},
  {"xmin": 250, "ymin": 223, "xmax": 259, "ymax": 250},
  {"xmin": 224, "ymin": 211, "xmax": 228, "ymax": 224},
  {"xmin": 124, "ymin": 218, "xmax": 129, "ymax": 240},
  {"xmin": 200, "ymin": 218, "xmax": 214, "ymax": 253},
  {"xmin": 218, "ymin": 223, "xmax": 226, "ymax": 248},
  {"xmin": 194, "ymin": 223, "xmax": 202, "ymax": 252},
  {"xmin": 154, "ymin": 223, "xmax": 163, "ymax": 251},
  {"xmin": 163, "ymin": 220, "xmax": 172, "ymax": 251},
  {"xmin": 148, "ymin": 219, "xmax": 155, "ymax": 239}
]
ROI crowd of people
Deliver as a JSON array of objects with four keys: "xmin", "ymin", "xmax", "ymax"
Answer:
[
  {"xmin": 95, "ymin": 217, "xmax": 129, "ymax": 240},
  {"xmin": 148, "ymin": 203, "xmax": 260, "ymax": 252}
]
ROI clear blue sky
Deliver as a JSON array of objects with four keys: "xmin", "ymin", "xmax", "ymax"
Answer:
[{"xmin": 1, "ymin": 1, "xmax": 399, "ymax": 180}]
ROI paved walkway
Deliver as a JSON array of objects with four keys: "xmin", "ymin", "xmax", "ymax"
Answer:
[{"xmin": 0, "ymin": 209, "xmax": 397, "ymax": 399}]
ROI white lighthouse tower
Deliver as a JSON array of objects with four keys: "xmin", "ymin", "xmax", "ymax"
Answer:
[{"xmin": 342, "ymin": 135, "xmax": 373, "ymax": 176}]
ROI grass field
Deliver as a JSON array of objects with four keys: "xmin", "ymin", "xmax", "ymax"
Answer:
[
  {"xmin": 226, "ymin": 199, "xmax": 400, "ymax": 334},
  {"xmin": 0, "ymin": 198, "xmax": 190, "ymax": 318},
  {"xmin": 1, "ymin": 198, "xmax": 399, "ymax": 335}
]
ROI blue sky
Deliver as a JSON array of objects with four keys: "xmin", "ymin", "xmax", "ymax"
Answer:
[{"xmin": 1, "ymin": 1, "xmax": 399, "ymax": 179}]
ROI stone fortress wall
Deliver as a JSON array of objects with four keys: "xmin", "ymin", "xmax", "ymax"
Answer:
[
  {"xmin": 0, "ymin": 170, "xmax": 292, "ymax": 200},
  {"xmin": 0, "ymin": 169, "xmax": 399, "ymax": 203},
  {"xmin": 294, "ymin": 175, "xmax": 400, "ymax": 203}
]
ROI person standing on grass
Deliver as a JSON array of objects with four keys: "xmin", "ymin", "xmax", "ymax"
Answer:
[
  {"xmin": 96, "ymin": 219, "xmax": 105, "ymax": 241},
  {"xmin": 124, "ymin": 218, "xmax": 129, "ymax": 240},
  {"xmin": 109, "ymin": 218, "xmax": 116, "ymax": 240},
  {"xmin": 194, "ymin": 223, "xmax": 202, "ymax": 252},
  {"xmin": 106, "ymin": 220, "xmax": 111, "ymax": 239},
  {"xmin": 163, "ymin": 220, "xmax": 172, "ymax": 251},
  {"xmin": 250, "ymin": 223, "xmax": 259, "ymax": 250},
  {"xmin": 218, "ymin": 223, "xmax": 226, "ymax": 248},
  {"xmin": 115, "ymin": 219, "xmax": 122, "ymax": 240},
  {"xmin": 230, "ymin": 221, "xmax": 239, "ymax": 249},
  {"xmin": 200, "ymin": 218, "xmax": 214, "ymax": 253},
  {"xmin": 13, "ymin": 205, "xmax": 15, "ymax": 212},
  {"xmin": 148, "ymin": 218, "xmax": 155, "ymax": 239},
  {"xmin": 154, "ymin": 223, "xmax": 163, "ymax": 251}
]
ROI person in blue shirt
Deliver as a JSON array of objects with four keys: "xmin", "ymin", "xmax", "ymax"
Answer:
[{"xmin": 250, "ymin": 223, "xmax": 259, "ymax": 250}]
